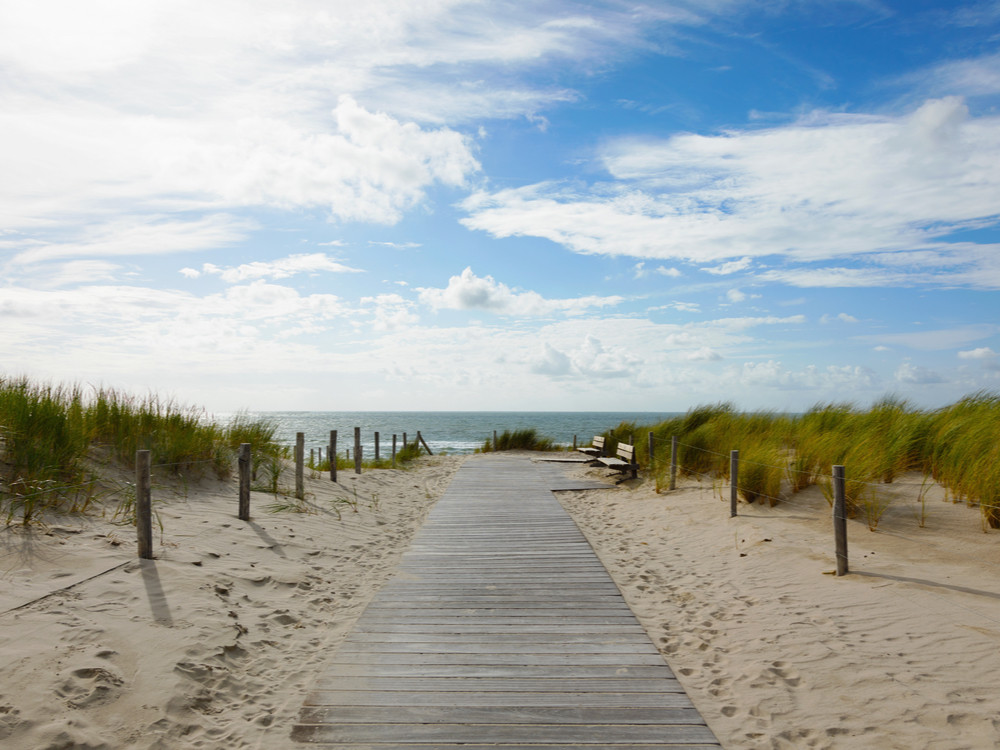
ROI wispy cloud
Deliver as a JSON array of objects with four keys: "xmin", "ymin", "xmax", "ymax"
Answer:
[
  {"xmin": 193, "ymin": 253, "xmax": 363, "ymax": 283},
  {"xmin": 461, "ymin": 97, "xmax": 1000, "ymax": 288}
]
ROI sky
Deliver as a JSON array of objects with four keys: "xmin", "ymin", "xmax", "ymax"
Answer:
[{"xmin": 1, "ymin": 0, "xmax": 999, "ymax": 414}]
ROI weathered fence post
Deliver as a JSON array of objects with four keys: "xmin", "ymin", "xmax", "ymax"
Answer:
[
  {"xmin": 354, "ymin": 427, "xmax": 362, "ymax": 474},
  {"xmin": 833, "ymin": 465, "xmax": 849, "ymax": 576},
  {"xmin": 648, "ymin": 432, "xmax": 655, "ymax": 471},
  {"xmin": 730, "ymin": 450, "xmax": 739, "ymax": 517},
  {"xmin": 392, "ymin": 434, "xmax": 397, "ymax": 468},
  {"xmin": 329, "ymin": 430, "xmax": 337, "ymax": 482},
  {"xmin": 238, "ymin": 443, "xmax": 250, "ymax": 521},
  {"xmin": 310, "ymin": 448, "xmax": 315, "ymax": 468},
  {"xmin": 403, "ymin": 432, "xmax": 408, "ymax": 448},
  {"xmin": 573, "ymin": 435, "xmax": 577, "ymax": 450},
  {"xmin": 493, "ymin": 430, "xmax": 498, "ymax": 452},
  {"xmin": 318, "ymin": 447, "xmax": 323, "ymax": 465},
  {"xmin": 670, "ymin": 436, "xmax": 678, "ymax": 491},
  {"xmin": 295, "ymin": 432, "xmax": 305, "ymax": 500},
  {"xmin": 375, "ymin": 432, "xmax": 380, "ymax": 462},
  {"xmin": 418, "ymin": 431, "xmax": 433, "ymax": 455},
  {"xmin": 136, "ymin": 450, "xmax": 153, "ymax": 560}
]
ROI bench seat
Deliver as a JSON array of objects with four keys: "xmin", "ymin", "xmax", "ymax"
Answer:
[{"xmin": 596, "ymin": 441, "xmax": 638, "ymax": 482}]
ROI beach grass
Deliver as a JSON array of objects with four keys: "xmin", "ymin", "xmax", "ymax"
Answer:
[
  {"xmin": 480, "ymin": 428, "xmax": 557, "ymax": 452},
  {"xmin": 0, "ymin": 376, "xmax": 285, "ymax": 525},
  {"xmin": 634, "ymin": 392, "xmax": 1000, "ymax": 530}
]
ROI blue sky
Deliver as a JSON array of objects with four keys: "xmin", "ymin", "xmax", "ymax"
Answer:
[{"xmin": 2, "ymin": 0, "xmax": 999, "ymax": 413}]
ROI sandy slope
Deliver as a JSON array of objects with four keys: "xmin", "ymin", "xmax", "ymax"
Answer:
[
  {"xmin": 557, "ymin": 461, "xmax": 1000, "ymax": 749},
  {"xmin": 0, "ymin": 455, "xmax": 464, "ymax": 750}
]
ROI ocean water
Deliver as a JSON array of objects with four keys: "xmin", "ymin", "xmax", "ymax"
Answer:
[{"xmin": 227, "ymin": 411, "xmax": 678, "ymax": 456}]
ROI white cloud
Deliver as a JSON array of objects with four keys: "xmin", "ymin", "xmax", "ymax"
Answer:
[
  {"xmin": 7, "ymin": 215, "xmax": 252, "ymax": 266},
  {"xmin": 656, "ymin": 266, "xmax": 682, "ymax": 277},
  {"xmin": 361, "ymin": 293, "xmax": 419, "ymax": 332},
  {"xmin": 958, "ymin": 346, "xmax": 998, "ymax": 360},
  {"xmin": 895, "ymin": 362, "xmax": 946, "ymax": 384},
  {"xmin": 684, "ymin": 347, "xmax": 722, "ymax": 361},
  {"xmin": 199, "ymin": 253, "xmax": 362, "ymax": 283},
  {"xmin": 530, "ymin": 342, "xmax": 573, "ymax": 376},
  {"xmin": 821, "ymin": 312, "xmax": 859, "ymax": 323},
  {"xmin": 461, "ymin": 98, "xmax": 1000, "ymax": 288},
  {"xmin": 419, "ymin": 267, "xmax": 623, "ymax": 317},
  {"xmin": 862, "ymin": 325, "xmax": 997, "ymax": 351},
  {"xmin": 368, "ymin": 241, "xmax": 422, "ymax": 250},
  {"xmin": 726, "ymin": 288, "xmax": 747, "ymax": 303},
  {"xmin": 703, "ymin": 257, "xmax": 752, "ymax": 275}
]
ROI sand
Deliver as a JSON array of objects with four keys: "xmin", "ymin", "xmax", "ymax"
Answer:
[
  {"xmin": 3, "ymin": 451, "xmax": 1000, "ymax": 749},
  {"xmin": 0, "ymin": 455, "xmax": 464, "ymax": 749},
  {"xmin": 556, "ymin": 460, "xmax": 1000, "ymax": 749}
]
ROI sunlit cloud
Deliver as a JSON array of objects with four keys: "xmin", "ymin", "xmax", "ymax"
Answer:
[{"xmin": 419, "ymin": 267, "xmax": 623, "ymax": 317}]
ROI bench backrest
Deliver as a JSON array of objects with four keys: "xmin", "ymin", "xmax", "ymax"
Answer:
[
  {"xmin": 616, "ymin": 442, "xmax": 635, "ymax": 462},
  {"xmin": 592, "ymin": 436, "xmax": 605, "ymax": 449}
]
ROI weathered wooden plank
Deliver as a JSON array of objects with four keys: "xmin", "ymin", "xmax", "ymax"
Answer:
[
  {"xmin": 314, "ymin": 664, "xmax": 672, "ymax": 678},
  {"xmin": 291, "ymin": 722, "xmax": 719, "ymax": 744},
  {"xmin": 322, "ymin": 652, "xmax": 671, "ymax": 666},
  {"xmin": 303, "ymin": 690, "xmax": 697, "ymax": 708},
  {"xmin": 297, "ymin": 705, "xmax": 704, "ymax": 725},
  {"xmin": 291, "ymin": 744, "xmax": 718, "ymax": 750},
  {"xmin": 310, "ymin": 677, "xmax": 686, "ymax": 693}
]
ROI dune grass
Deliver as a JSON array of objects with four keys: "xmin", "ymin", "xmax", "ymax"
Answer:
[
  {"xmin": 627, "ymin": 392, "xmax": 1000, "ymax": 530},
  {"xmin": 480, "ymin": 428, "xmax": 557, "ymax": 452},
  {"xmin": 0, "ymin": 376, "xmax": 283, "ymax": 525}
]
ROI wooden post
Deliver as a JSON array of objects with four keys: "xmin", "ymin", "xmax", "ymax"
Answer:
[
  {"xmin": 318, "ymin": 447, "xmax": 323, "ymax": 465},
  {"xmin": 310, "ymin": 448, "xmax": 315, "ymax": 468},
  {"xmin": 354, "ymin": 427, "xmax": 362, "ymax": 474},
  {"xmin": 647, "ymin": 432, "xmax": 655, "ymax": 470},
  {"xmin": 670, "ymin": 436, "xmax": 678, "ymax": 491},
  {"xmin": 833, "ymin": 465, "xmax": 849, "ymax": 576},
  {"xmin": 573, "ymin": 435, "xmax": 577, "ymax": 450},
  {"xmin": 730, "ymin": 450, "xmax": 739, "ymax": 517},
  {"xmin": 375, "ymin": 431, "xmax": 380, "ymax": 462},
  {"xmin": 418, "ymin": 431, "xmax": 433, "ymax": 455},
  {"xmin": 136, "ymin": 450, "xmax": 153, "ymax": 560},
  {"xmin": 392, "ymin": 434, "xmax": 397, "ymax": 468},
  {"xmin": 329, "ymin": 430, "xmax": 337, "ymax": 482},
  {"xmin": 493, "ymin": 430, "xmax": 498, "ymax": 452},
  {"xmin": 238, "ymin": 443, "xmax": 250, "ymax": 521},
  {"xmin": 295, "ymin": 432, "xmax": 304, "ymax": 500},
  {"xmin": 403, "ymin": 432, "xmax": 407, "ymax": 448}
]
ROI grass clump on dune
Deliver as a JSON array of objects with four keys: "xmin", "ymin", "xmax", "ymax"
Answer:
[
  {"xmin": 481, "ymin": 428, "xmax": 557, "ymax": 452},
  {"xmin": 0, "ymin": 375, "xmax": 283, "ymax": 525},
  {"xmin": 628, "ymin": 392, "xmax": 1000, "ymax": 532}
]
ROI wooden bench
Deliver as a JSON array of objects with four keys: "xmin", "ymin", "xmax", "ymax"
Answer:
[
  {"xmin": 577, "ymin": 435, "xmax": 605, "ymax": 458},
  {"xmin": 597, "ymin": 441, "xmax": 638, "ymax": 482}
]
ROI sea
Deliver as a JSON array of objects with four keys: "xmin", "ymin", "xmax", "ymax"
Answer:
[{"xmin": 224, "ymin": 411, "xmax": 678, "ymax": 456}]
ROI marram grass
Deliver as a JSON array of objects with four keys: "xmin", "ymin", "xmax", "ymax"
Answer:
[
  {"xmin": 629, "ymin": 393, "xmax": 1000, "ymax": 531},
  {"xmin": 0, "ymin": 376, "xmax": 285, "ymax": 525}
]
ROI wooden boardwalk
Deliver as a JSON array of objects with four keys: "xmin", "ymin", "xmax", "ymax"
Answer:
[{"xmin": 292, "ymin": 454, "xmax": 721, "ymax": 748}]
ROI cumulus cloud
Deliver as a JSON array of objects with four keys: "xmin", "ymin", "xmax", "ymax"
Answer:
[{"xmin": 419, "ymin": 267, "xmax": 623, "ymax": 317}]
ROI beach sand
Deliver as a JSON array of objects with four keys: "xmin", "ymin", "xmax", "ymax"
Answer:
[
  {"xmin": 0, "ymin": 455, "xmax": 464, "ymax": 749},
  {"xmin": 3, "ymin": 452, "xmax": 1000, "ymax": 749},
  {"xmin": 556, "ymin": 459, "xmax": 1000, "ymax": 749}
]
